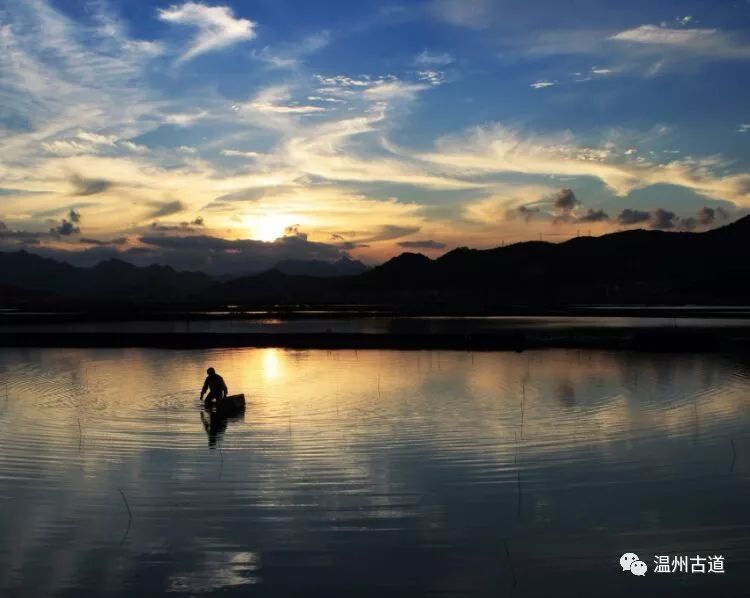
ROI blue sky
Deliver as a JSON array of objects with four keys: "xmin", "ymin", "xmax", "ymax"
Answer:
[{"xmin": 0, "ymin": 0, "xmax": 749, "ymax": 272}]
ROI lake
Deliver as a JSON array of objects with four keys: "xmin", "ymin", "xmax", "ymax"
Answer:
[{"xmin": 0, "ymin": 347, "xmax": 748, "ymax": 596}]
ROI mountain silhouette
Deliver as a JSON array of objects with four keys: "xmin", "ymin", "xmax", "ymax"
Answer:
[
  {"xmin": 1, "ymin": 216, "xmax": 749, "ymax": 309},
  {"xmin": 0, "ymin": 251, "xmax": 213, "ymax": 302},
  {"xmin": 273, "ymin": 256, "xmax": 368, "ymax": 277},
  {"xmin": 205, "ymin": 216, "xmax": 750, "ymax": 308}
]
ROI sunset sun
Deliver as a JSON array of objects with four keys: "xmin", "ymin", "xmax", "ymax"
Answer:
[{"xmin": 251, "ymin": 215, "xmax": 289, "ymax": 242}]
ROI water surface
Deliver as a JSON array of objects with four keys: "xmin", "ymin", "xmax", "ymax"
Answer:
[{"xmin": 0, "ymin": 348, "xmax": 748, "ymax": 596}]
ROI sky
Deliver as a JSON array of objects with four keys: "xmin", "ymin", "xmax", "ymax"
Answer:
[{"xmin": 1, "ymin": 0, "xmax": 749, "ymax": 274}]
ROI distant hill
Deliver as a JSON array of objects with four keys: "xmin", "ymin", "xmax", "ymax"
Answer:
[
  {"xmin": 273, "ymin": 256, "xmax": 368, "ymax": 277},
  {"xmin": 2, "ymin": 217, "xmax": 750, "ymax": 309},
  {"xmin": 0, "ymin": 251, "xmax": 214, "ymax": 303},
  {"xmin": 202, "ymin": 216, "xmax": 750, "ymax": 308}
]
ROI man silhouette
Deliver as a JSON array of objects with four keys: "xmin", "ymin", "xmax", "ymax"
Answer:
[{"xmin": 200, "ymin": 367, "xmax": 228, "ymax": 407}]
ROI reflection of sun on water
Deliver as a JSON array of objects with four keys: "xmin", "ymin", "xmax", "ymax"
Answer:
[
  {"xmin": 262, "ymin": 348, "xmax": 282, "ymax": 381},
  {"xmin": 251, "ymin": 215, "xmax": 288, "ymax": 242}
]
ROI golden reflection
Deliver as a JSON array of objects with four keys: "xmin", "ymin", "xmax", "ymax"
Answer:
[
  {"xmin": 2, "ymin": 348, "xmax": 749, "ymax": 463},
  {"xmin": 261, "ymin": 348, "xmax": 282, "ymax": 382}
]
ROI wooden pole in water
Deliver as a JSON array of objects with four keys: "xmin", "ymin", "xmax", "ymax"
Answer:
[{"xmin": 118, "ymin": 488, "xmax": 133, "ymax": 543}]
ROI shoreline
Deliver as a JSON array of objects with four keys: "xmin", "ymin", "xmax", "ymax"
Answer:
[{"xmin": 2, "ymin": 328, "xmax": 750, "ymax": 351}]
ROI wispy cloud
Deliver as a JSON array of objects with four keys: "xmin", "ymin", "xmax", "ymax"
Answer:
[
  {"xmin": 418, "ymin": 124, "xmax": 750, "ymax": 204},
  {"xmin": 609, "ymin": 24, "xmax": 750, "ymax": 59},
  {"xmin": 414, "ymin": 50, "xmax": 454, "ymax": 67},
  {"xmin": 611, "ymin": 25, "xmax": 717, "ymax": 46},
  {"xmin": 430, "ymin": 0, "xmax": 494, "ymax": 29},
  {"xmin": 530, "ymin": 80, "xmax": 555, "ymax": 89},
  {"xmin": 238, "ymin": 86, "xmax": 328, "ymax": 115},
  {"xmin": 158, "ymin": 2, "xmax": 257, "ymax": 63},
  {"xmin": 253, "ymin": 31, "xmax": 331, "ymax": 70}
]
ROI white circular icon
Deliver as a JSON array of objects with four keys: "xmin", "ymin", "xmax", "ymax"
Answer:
[
  {"xmin": 620, "ymin": 552, "xmax": 639, "ymax": 571},
  {"xmin": 630, "ymin": 560, "xmax": 648, "ymax": 576}
]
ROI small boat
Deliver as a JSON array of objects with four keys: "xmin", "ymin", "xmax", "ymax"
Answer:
[{"xmin": 212, "ymin": 393, "xmax": 246, "ymax": 415}]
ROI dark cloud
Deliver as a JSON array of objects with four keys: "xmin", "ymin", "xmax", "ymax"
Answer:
[
  {"xmin": 697, "ymin": 206, "xmax": 729, "ymax": 226},
  {"xmin": 284, "ymin": 224, "xmax": 307, "ymax": 240},
  {"xmin": 50, "ymin": 219, "xmax": 80, "ymax": 235},
  {"xmin": 347, "ymin": 225, "xmax": 420, "ymax": 244},
  {"xmin": 136, "ymin": 233, "xmax": 347, "ymax": 275},
  {"xmin": 190, "ymin": 217, "xmax": 205, "ymax": 226},
  {"xmin": 0, "ymin": 188, "xmax": 48, "ymax": 197},
  {"xmin": 335, "ymin": 241, "xmax": 370, "ymax": 250},
  {"xmin": 49, "ymin": 209, "xmax": 83, "ymax": 236},
  {"xmin": 148, "ymin": 200, "xmax": 185, "ymax": 218},
  {"xmin": 32, "ymin": 203, "xmax": 97, "ymax": 219},
  {"xmin": 551, "ymin": 188, "xmax": 578, "ymax": 212},
  {"xmin": 0, "ymin": 225, "xmax": 44, "ymax": 250},
  {"xmin": 516, "ymin": 205, "xmax": 541, "ymax": 222},
  {"xmin": 70, "ymin": 175, "xmax": 113, "ymax": 196},
  {"xmin": 577, "ymin": 208, "xmax": 609, "ymax": 222},
  {"xmin": 547, "ymin": 189, "xmax": 580, "ymax": 224},
  {"xmin": 650, "ymin": 208, "xmax": 677, "ymax": 229},
  {"xmin": 151, "ymin": 218, "xmax": 203, "ymax": 232},
  {"xmin": 397, "ymin": 240, "xmax": 447, "ymax": 250},
  {"xmin": 80, "ymin": 237, "xmax": 128, "ymax": 246},
  {"xmin": 617, "ymin": 208, "xmax": 651, "ymax": 225}
]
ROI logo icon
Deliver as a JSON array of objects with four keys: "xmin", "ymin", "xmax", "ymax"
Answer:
[{"xmin": 620, "ymin": 553, "xmax": 647, "ymax": 576}]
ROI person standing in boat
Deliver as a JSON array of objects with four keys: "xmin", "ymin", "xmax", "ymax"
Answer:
[{"xmin": 200, "ymin": 367, "xmax": 228, "ymax": 406}]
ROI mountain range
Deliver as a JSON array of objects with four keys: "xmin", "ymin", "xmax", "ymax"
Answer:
[{"xmin": 1, "ymin": 216, "xmax": 749, "ymax": 310}]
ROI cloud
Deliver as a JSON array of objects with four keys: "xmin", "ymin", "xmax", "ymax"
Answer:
[
  {"xmin": 577, "ymin": 208, "xmax": 609, "ymax": 222},
  {"xmin": 650, "ymin": 208, "xmax": 678, "ymax": 229},
  {"xmin": 517, "ymin": 205, "xmax": 541, "ymax": 222},
  {"xmin": 418, "ymin": 124, "xmax": 750, "ymax": 204},
  {"xmin": 615, "ymin": 207, "xmax": 682, "ymax": 229},
  {"xmin": 551, "ymin": 188, "xmax": 578, "ymax": 212},
  {"xmin": 164, "ymin": 111, "xmax": 210, "ymax": 126},
  {"xmin": 70, "ymin": 175, "xmax": 113, "ymax": 196},
  {"xmin": 354, "ymin": 225, "xmax": 421, "ymax": 243},
  {"xmin": 549, "ymin": 188, "xmax": 579, "ymax": 223},
  {"xmin": 41, "ymin": 131, "xmax": 146, "ymax": 157},
  {"xmin": 68, "ymin": 208, "xmax": 81, "ymax": 223},
  {"xmin": 609, "ymin": 24, "xmax": 750, "ymax": 59},
  {"xmin": 253, "ymin": 31, "xmax": 331, "ymax": 69},
  {"xmin": 416, "ymin": 70, "xmax": 446, "ymax": 86},
  {"xmin": 697, "ymin": 206, "xmax": 728, "ymax": 226},
  {"xmin": 530, "ymin": 80, "xmax": 555, "ymax": 89},
  {"xmin": 430, "ymin": 0, "xmax": 494, "ymax": 29},
  {"xmin": 617, "ymin": 208, "xmax": 651, "ymax": 225},
  {"xmin": 149, "ymin": 200, "xmax": 186, "ymax": 218},
  {"xmin": 611, "ymin": 25, "xmax": 717, "ymax": 46},
  {"xmin": 50, "ymin": 219, "xmax": 80, "ymax": 236},
  {"xmin": 738, "ymin": 124, "xmax": 750, "ymax": 134},
  {"xmin": 397, "ymin": 239, "xmax": 446, "ymax": 250},
  {"xmin": 283, "ymin": 224, "xmax": 307, "ymax": 240},
  {"xmin": 221, "ymin": 149, "xmax": 263, "ymax": 159},
  {"xmin": 137, "ymin": 233, "xmax": 346, "ymax": 275},
  {"xmin": 80, "ymin": 236, "xmax": 127, "ymax": 246},
  {"xmin": 414, "ymin": 50, "xmax": 454, "ymax": 67},
  {"xmin": 239, "ymin": 86, "xmax": 327, "ymax": 115},
  {"xmin": 158, "ymin": 2, "xmax": 257, "ymax": 63}
]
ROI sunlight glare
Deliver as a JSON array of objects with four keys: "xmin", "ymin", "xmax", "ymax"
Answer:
[{"xmin": 252, "ymin": 215, "xmax": 288, "ymax": 242}]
